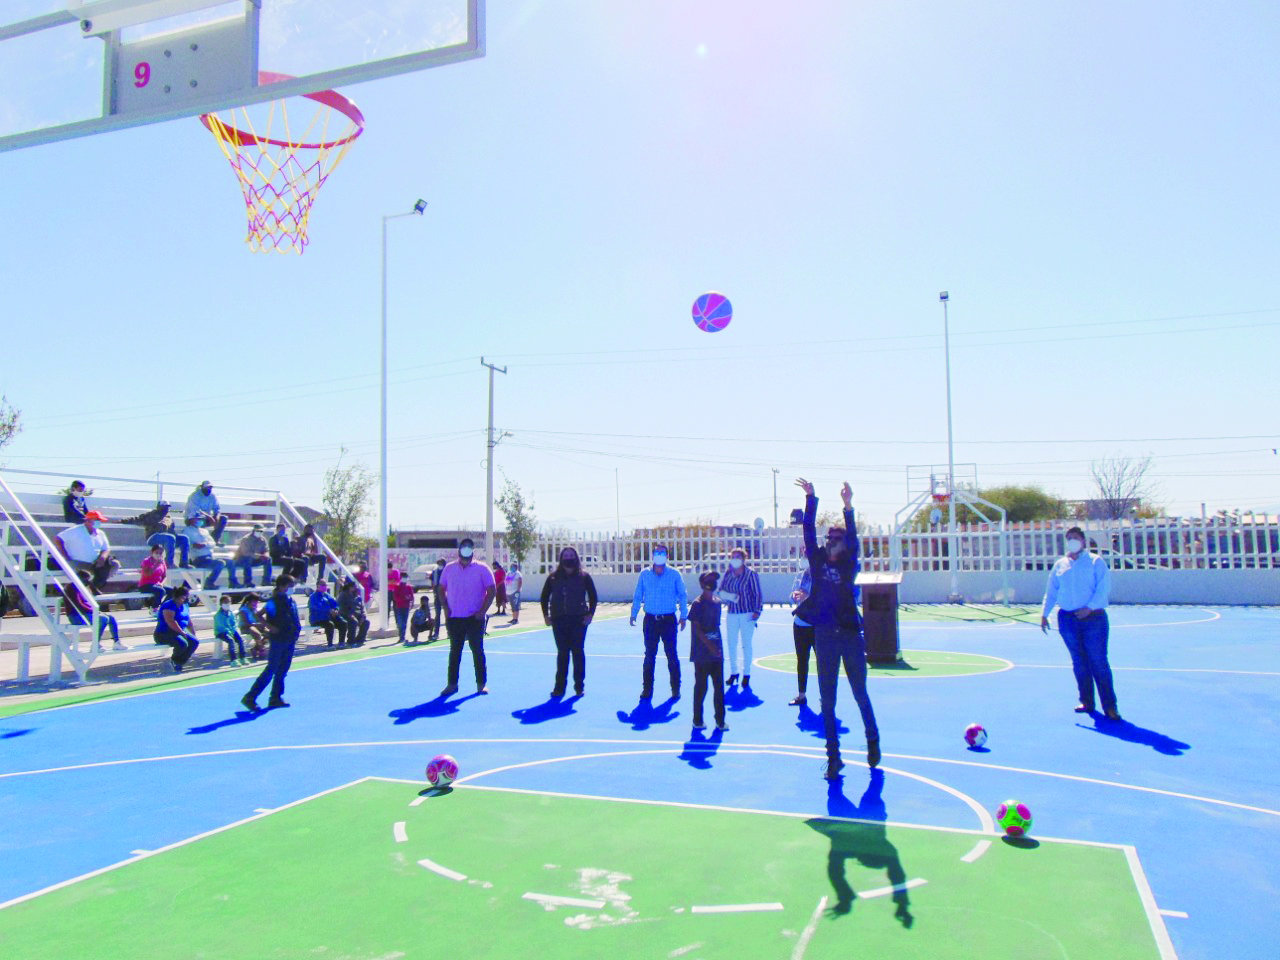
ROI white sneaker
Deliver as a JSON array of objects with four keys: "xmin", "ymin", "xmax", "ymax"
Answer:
[
  {"xmin": 716, "ymin": 723, "xmax": 729, "ymax": 732},
  {"xmin": 112, "ymin": 642, "xmax": 128, "ymax": 651}
]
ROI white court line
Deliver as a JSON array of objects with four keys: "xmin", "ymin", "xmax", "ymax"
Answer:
[
  {"xmin": 1159, "ymin": 909, "xmax": 1189, "ymax": 919},
  {"xmin": 1125, "ymin": 846, "xmax": 1179, "ymax": 960},
  {"xmin": 253, "ymin": 807, "xmax": 273, "ymax": 813},
  {"xmin": 791, "ymin": 896, "xmax": 827, "ymax": 960},
  {"xmin": 960, "ymin": 839, "xmax": 991, "ymax": 863},
  {"xmin": 129, "ymin": 849, "xmax": 151, "ymax": 856},
  {"xmin": 409, "ymin": 796, "xmax": 427, "ymax": 807},
  {"xmin": 690, "ymin": 902, "xmax": 783, "ymax": 914},
  {"xmin": 858, "ymin": 878, "xmax": 927, "ymax": 899},
  {"xmin": 523, "ymin": 892, "xmax": 605, "ymax": 909},
  {"xmin": 1016, "ymin": 663, "xmax": 1280, "ymax": 676},
  {"xmin": 418, "ymin": 858, "xmax": 466, "ymax": 882},
  {"xmin": 0, "ymin": 776, "xmax": 377, "ymax": 911},
  {"xmin": 393, "ymin": 821, "xmax": 407, "ymax": 843}
]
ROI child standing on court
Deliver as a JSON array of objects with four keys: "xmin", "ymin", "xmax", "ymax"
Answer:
[
  {"xmin": 689, "ymin": 571, "xmax": 728, "ymax": 732},
  {"xmin": 214, "ymin": 596, "xmax": 247, "ymax": 664}
]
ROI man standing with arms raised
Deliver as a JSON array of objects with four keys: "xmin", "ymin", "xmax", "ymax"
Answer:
[
  {"xmin": 797, "ymin": 478, "xmax": 880, "ymax": 779},
  {"xmin": 630, "ymin": 543, "xmax": 688, "ymax": 700},
  {"xmin": 439, "ymin": 538, "xmax": 496, "ymax": 697}
]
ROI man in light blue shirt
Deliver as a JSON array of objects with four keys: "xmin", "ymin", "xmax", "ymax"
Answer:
[
  {"xmin": 1041, "ymin": 526, "xmax": 1119, "ymax": 720},
  {"xmin": 185, "ymin": 481, "xmax": 227, "ymax": 544},
  {"xmin": 630, "ymin": 544, "xmax": 688, "ymax": 700}
]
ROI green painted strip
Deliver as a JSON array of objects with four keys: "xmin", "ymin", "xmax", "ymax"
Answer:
[{"xmin": 755, "ymin": 650, "xmax": 1011, "ymax": 679}]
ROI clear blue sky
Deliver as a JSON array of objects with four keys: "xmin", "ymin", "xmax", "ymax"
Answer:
[{"xmin": 2, "ymin": 0, "xmax": 1277, "ymax": 531}]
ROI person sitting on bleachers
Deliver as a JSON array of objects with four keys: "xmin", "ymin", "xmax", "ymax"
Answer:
[
  {"xmin": 55, "ymin": 510, "xmax": 120, "ymax": 593},
  {"xmin": 214, "ymin": 595, "xmax": 248, "ymax": 665},
  {"xmin": 184, "ymin": 480, "xmax": 227, "ymax": 544},
  {"xmin": 138, "ymin": 543, "xmax": 167, "ymax": 609},
  {"xmin": 338, "ymin": 579, "xmax": 370, "ymax": 646},
  {"xmin": 238, "ymin": 594, "xmax": 267, "ymax": 660},
  {"xmin": 63, "ymin": 583, "xmax": 124, "ymax": 651},
  {"xmin": 409, "ymin": 593, "xmax": 435, "ymax": 644},
  {"xmin": 122, "ymin": 501, "xmax": 190, "ymax": 568},
  {"xmin": 269, "ymin": 522, "xmax": 304, "ymax": 579},
  {"xmin": 233, "ymin": 524, "xmax": 273, "ymax": 588},
  {"xmin": 182, "ymin": 516, "xmax": 227, "ymax": 589},
  {"xmin": 62, "ymin": 480, "xmax": 89, "ymax": 524},
  {"xmin": 307, "ymin": 580, "xmax": 347, "ymax": 647},
  {"xmin": 154, "ymin": 584, "xmax": 199, "ymax": 673},
  {"xmin": 291, "ymin": 523, "xmax": 327, "ymax": 585}
]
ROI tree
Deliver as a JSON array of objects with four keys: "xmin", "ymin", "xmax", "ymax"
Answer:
[
  {"xmin": 321, "ymin": 450, "xmax": 377, "ymax": 561},
  {"xmin": 496, "ymin": 473, "xmax": 538, "ymax": 568},
  {"xmin": 0, "ymin": 396, "xmax": 21, "ymax": 458},
  {"xmin": 1089, "ymin": 455, "xmax": 1156, "ymax": 520}
]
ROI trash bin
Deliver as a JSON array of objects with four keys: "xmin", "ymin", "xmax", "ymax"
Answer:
[{"xmin": 856, "ymin": 572, "xmax": 903, "ymax": 664}]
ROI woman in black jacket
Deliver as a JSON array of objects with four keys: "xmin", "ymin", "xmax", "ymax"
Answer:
[{"xmin": 540, "ymin": 547, "xmax": 598, "ymax": 698}]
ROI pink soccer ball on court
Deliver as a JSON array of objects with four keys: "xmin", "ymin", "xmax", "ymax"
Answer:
[
  {"xmin": 996, "ymin": 800, "xmax": 1033, "ymax": 837},
  {"xmin": 964, "ymin": 723, "xmax": 988, "ymax": 748},
  {"xmin": 426, "ymin": 754, "xmax": 458, "ymax": 789}
]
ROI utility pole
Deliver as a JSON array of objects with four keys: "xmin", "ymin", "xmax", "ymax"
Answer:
[
  {"xmin": 772, "ymin": 468, "xmax": 780, "ymax": 529},
  {"xmin": 481, "ymin": 357, "xmax": 508, "ymax": 564},
  {"xmin": 940, "ymin": 291, "xmax": 959, "ymax": 601},
  {"xmin": 615, "ymin": 468, "xmax": 621, "ymax": 537}
]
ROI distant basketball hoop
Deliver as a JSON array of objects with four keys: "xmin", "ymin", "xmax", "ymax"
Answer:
[{"xmin": 200, "ymin": 72, "xmax": 365, "ymax": 254}]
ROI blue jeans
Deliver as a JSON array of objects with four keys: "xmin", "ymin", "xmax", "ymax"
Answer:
[
  {"xmin": 147, "ymin": 532, "xmax": 190, "ymax": 567},
  {"xmin": 248, "ymin": 636, "xmax": 298, "ymax": 702},
  {"xmin": 69, "ymin": 609, "xmax": 119, "ymax": 644},
  {"xmin": 155, "ymin": 630, "xmax": 199, "ymax": 668},
  {"xmin": 1058, "ymin": 609, "xmax": 1117, "ymax": 713},
  {"xmin": 394, "ymin": 606, "xmax": 410, "ymax": 642},
  {"xmin": 233, "ymin": 557, "xmax": 273, "ymax": 588},
  {"xmin": 219, "ymin": 630, "xmax": 246, "ymax": 659},
  {"xmin": 814, "ymin": 623, "xmax": 879, "ymax": 761},
  {"xmin": 642, "ymin": 613, "xmax": 681, "ymax": 696},
  {"xmin": 191, "ymin": 556, "xmax": 226, "ymax": 588}
]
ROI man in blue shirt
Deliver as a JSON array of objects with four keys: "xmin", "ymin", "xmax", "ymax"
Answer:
[
  {"xmin": 798, "ymin": 478, "xmax": 879, "ymax": 780},
  {"xmin": 1041, "ymin": 526, "xmax": 1119, "ymax": 720},
  {"xmin": 242, "ymin": 573, "xmax": 303, "ymax": 712},
  {"xmin": 630, "ymin": 543, "xmax": 688, "ymax": 700},
  {"xmin": 789, "ymin": 550, "xmax": 815, "ymax": 706}
]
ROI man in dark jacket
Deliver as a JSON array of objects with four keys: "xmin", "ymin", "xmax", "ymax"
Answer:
[
  {"xmin": 242, "ymin": 574, "xmax": 303, "ymax": 711},
  {"xmin": 796, "ymin": 478, "xmax": 880, "ymax": 779}
]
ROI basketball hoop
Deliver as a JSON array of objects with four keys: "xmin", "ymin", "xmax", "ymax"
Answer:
[{"xmin": 200, "ymin": 73, "xmax": 365, "ymax": 254}]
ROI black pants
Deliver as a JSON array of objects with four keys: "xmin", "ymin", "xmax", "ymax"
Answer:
[
  {"xmin": 642, "ymin": 613, "xmax": 681, "ymax": 696},
  {"xmin": 446, "ymin": 616, "xmax": 487, "ymax": 689},
  {"xmin": 692, "ymin": 660, "xmax": 725, "ymax": 727},
  {"xmin": 794, "ymin": 621, "xmax": 815, "ymax": 693},
  {"xmin": 248, "ymin": 637, "xmax": 298, "ymax": 702},
  {"xmin": 432, "ymin": 591, "xmax": 445, "ymax": 638},
  {"xmin": 815, "ymin": 624, "xmax": 879, "ymax": 761},
  {"xmin": 296, "ymin": 556, "xmax": 326, "ymax": 583},
  {"xmin": 551, "ymin": 616, "xmax": 588, "ymax": 693},
  {"xmin": 315, "ymin": 617, "xmax": 348, "ymax": 646},
  {"xmin": 346, "ymin": 616, "xmax": 370, "ymax": 646}
]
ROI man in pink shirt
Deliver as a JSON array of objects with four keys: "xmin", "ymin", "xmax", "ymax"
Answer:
[{"xmin": 439, "ymin": 538, "xmax": 496, "ymax": 697}]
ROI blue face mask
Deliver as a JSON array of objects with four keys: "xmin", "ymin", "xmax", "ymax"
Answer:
[{"xmin": 653, "ymin": 553, "xmax": 667, "ymax": 567}]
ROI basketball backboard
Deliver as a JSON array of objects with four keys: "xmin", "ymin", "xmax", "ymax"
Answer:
[{"xmin": 0, "ymin": 0, "xmax": 484, "ymax": 152}]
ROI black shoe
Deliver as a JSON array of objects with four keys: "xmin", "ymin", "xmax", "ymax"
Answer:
[
  {"xmin": 240, "ymin": 694, "xmax": 260, "ymax": 712},
  {"xmin": 741, "ymin": 676, "xmax": 750, "ymax": 690},
  {"xmin": 671, "ymin": 687, "xmax": 680, "ymax": 699},
  {"xmin": 574, "ymin": 686, "xmax": 585, "ymax": 696},
  {"xmin": 866, "ymin": 738, "xmax": 881, "ymax": 768},
  {"xmin": 824, "ymin": 757, "xmax": 845, "ymax": 780},
  {"xmin": 1103, "ymin": 708, "xmax": 1122, "ymax": 722},
  {"xmin": 440, "ymin": 685, "xmax": 458, "ymax": 697},
  {"xmin": 726, "ymin": 674, "xmax": 739, "ymax": 687},
  {"xmin": 639, "ymin": 689, "xmax": 653, "ymax": 700},
  {"xmin": 267, "ymin": 698, "xmax": 290, "ymax": 708},
  {"xmin": 550, "ymin": 689, "xmax": 565, "ymax": 698},
  {"xmin": 789, "ymin": 694, "xmax": 807, "ymax": 706}
]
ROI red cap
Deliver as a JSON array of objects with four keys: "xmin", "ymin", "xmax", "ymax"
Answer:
[{"xmin": 83, "ymin": 510, "xmax": 109, "ymax": 522}]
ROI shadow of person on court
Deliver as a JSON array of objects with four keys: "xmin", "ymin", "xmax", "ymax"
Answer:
[
  {"xmin": 725, "ymin": 684, "xmax": 763, "ymax": 713},
  {"xmin": 186, "ymin": 709, "xmax": 268, "ymax": 735},
  {"xmin": 1076, "ymin": 717, "xmax": 1191, "ymax": 756},
  {"xmin": 796, "ymin": 702, "xmax": 847, "ymax": 740},
  {"xmin": 677, "ymin": 727, "xmax": 725, "ymax": 770},
  {"xmin": 616, "ymin": 696, "xmax": 680, "ymax": 731},
  {"xmin": 389, "ymin": 691, "xmax": 484, "ymax": 725},
  {"xmin": 804, "ymin": 770, "xmax": 914, "ymax": 928},
  {"xmin": 512, "ymin": 695, "xmax": 582, "ymax": 725},
  {"xmin": 0, "ymin": 728, "xmax": 35, "ymax": 739}
]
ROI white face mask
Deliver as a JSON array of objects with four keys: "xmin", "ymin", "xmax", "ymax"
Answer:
[
  {"xmin": 729, "ymin": 557, "xmax": 744, "ymax": 569},
  {"xmin": 459, "ymin": 546, "xmax": 474, "ymax": 559},
  {"xmin": 652, "ymin": 553, "xmax": 667, "ymax": 567},
  {"xmin": 284, "ymin": 586, "xmax": 296, "ymax": 596},
  {"xmin": 220, "ymin": 603, "xmax": 231, "ymax": 611},
  {"xmin": 1066, "ymin": 538, "xmax": 1084, "ymax": 555}
]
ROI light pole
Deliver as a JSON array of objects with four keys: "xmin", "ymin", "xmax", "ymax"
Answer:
[
  {"xmin": 480, "ymin": 357, "xmax": 508, "ymax": 564},
  {"xmin": 939, "ymin": 290, "xmax": 959, "ymax": 600},
  {"xmin": 378, "ymin": 198, "xmax": 426, "ymax": 630},
  {"xmin": 772, "ymin": 467, "xmax": 780, "ymax": 529}
]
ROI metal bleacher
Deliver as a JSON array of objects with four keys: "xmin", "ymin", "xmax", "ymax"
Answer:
[{"xmin": 0, "ymin": 469, "xmax": 355, "ymax": 684}]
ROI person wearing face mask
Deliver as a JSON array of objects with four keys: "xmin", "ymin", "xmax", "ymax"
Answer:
[
  {"xmin": 718, "ymin": 547, "xmax": 763, "ymax": 691},
  {"xmin": 540, "ymin": 547, "xmax": 599, "ymax": 697},
  {"xmin": 630, "ymin": 543, "xmax": 689, "ymax": 700},
  {"xmin": 241, "ymin": 574, "xmax": 302, "ymax": 711},
  {"xmin": 184, "ymin": 481, "xmax": 227, "ymax": 544},
  {"xmin": 797, "ymin": 478, "xmax": 880, "ymax": 780},
  {"xmin": 181, "ymin": 515, "xmax": 227, "ymax": 589},
  {"xmin": 439, "ymin": 538, "xmax": 497, "ymax": 696},
  {"xmin": 1040, "ymin": 526, "xmax": 1119, "ymax": 720},
  {"xmin": 214, "ymin": 596, "xmax": 248, "ymax": 664},
  {"xmin": 506, "ymin": 561, "xmax": 524, "ymax": 625}
]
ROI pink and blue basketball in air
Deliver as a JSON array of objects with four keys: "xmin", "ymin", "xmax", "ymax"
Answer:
[
  {"xmin": 426, "ymin": 754, "xmax": 458, "ymax": 788},
  {"xmin": 996, "ymin": 800, "xmax": 1033, "ymax": 837},
  {"xmin": 692, "ymin": 292, "xmax": 733, "ymax": 333},
  {"xmin": 964, "ymin": 723, "xmax": 988, "ymax": 748}
]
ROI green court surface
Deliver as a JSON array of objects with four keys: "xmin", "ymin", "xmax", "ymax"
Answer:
[
  {"xmin": 0, "ymin": 778, "xmax": 1162, "ymax": 959},
  {"xmin": 754, "ymin": 650, "xmax": 1012, "ymax": 678}
]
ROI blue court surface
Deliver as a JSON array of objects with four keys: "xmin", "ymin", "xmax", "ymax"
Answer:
[{"xmin": 1, "ymin": 605, "xmax": 1277, "ymax": 959}]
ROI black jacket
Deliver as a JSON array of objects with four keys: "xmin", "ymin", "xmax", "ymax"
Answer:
[{"xmin": 540, "ymin": 570, "xmax": 598, "ymax": 620}]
